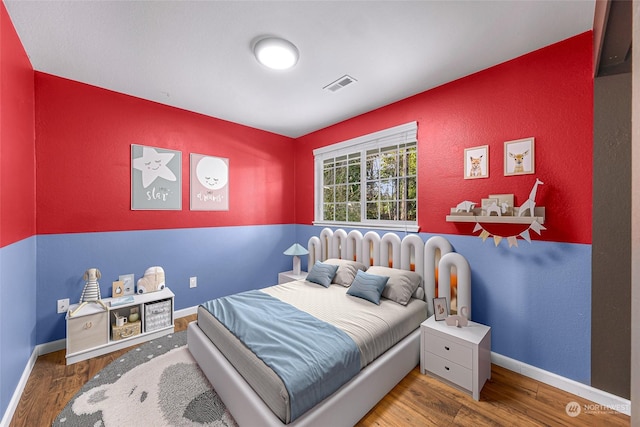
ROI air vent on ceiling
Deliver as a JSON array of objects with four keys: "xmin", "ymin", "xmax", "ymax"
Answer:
[{"xmin": 323, "ymin": 75, "xmax": 357, "ymax": 93}]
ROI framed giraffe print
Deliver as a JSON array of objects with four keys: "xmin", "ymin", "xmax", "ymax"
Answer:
[
  {"xmin": 464, "ymin": 145, "xmax": 488, "ymax": 179},
  {"xmin": 504, "ymin": 137, "xmax": 535, "ymax": 176}
]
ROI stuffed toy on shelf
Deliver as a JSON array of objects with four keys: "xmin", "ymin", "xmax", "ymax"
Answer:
[{"xmin": 69, "ymin": 267, "xmax": 108, "ymax": 317}]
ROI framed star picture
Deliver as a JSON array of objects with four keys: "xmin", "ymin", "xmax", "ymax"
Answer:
[{"xmin": 131, "ymin": 144, "xmax": 182, "ymax": 210}]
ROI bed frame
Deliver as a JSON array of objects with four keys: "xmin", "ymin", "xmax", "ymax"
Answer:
[{"xmin": 187, "ymin": 228, "xmax": 470, "ymax": 426}]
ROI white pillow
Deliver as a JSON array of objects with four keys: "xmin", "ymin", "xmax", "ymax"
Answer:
[
  {"xmin": 322, "ymin": 258, "xmax": 367, "ymax": 287},
  {"xmin": 365, "ymin": 266, "xmax": 422, "ymax": 306}
]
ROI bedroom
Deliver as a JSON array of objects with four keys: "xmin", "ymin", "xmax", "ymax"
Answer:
[{"xmin": 0, "ymin": 0, "xmax": 638, "ymax": 426}]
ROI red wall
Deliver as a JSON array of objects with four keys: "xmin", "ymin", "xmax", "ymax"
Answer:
[
  {"xmin": 0, "ymin": 2, "xmax": 36, "ymax": 247},
  {"xmin": 35, "ymin": 74, "xmax": 296, "ymax": 234},
  {"xmin": 294, "ymin": 32, "xmax": 593, "ymax": 244}
]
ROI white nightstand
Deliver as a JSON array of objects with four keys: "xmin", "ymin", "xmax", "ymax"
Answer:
[
  {"xmin": 278, "ymin": 270, "xmax": 308, "ymax": 284},
  {"xmin": 420, "ymin": 315, "xmax": 491, "ymax": 401}
]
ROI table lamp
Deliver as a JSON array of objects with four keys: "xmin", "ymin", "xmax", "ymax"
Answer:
[{"xmin": 284, "ymin": 243, "xmax": 309, "ymax": 276}]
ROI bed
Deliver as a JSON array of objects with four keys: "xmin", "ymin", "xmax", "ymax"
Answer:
[{"xmin": 187, "ymin": 228, "xmax": 470, "ymax": 426}]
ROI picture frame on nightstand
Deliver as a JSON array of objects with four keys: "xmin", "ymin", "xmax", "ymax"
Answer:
[{"xmin": 433, "ymin": 297, "xmax": 448, "ymax": 321}]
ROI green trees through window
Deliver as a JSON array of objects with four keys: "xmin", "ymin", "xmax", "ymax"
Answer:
[
  {"xmin": 322, "ymin": 142, "xmax": 416, "ymax": 224},
  {"xmin": 314, "ymin": 121, "xmax": 418, "ymax": 229}
]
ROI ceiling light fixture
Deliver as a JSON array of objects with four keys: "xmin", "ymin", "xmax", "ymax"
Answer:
[{"xmin": 253, "ymin": 37, "xmax": 299, "ymax": 70}]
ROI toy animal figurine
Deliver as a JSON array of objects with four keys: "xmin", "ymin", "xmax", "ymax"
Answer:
[
  {"xmin": 137, "ymin": 266, "xmax": 166, "ymax": 294},
  {"xmin": 69, "ymin": 268, "xmax": 108, "ymax": 317},
  {"xmin": 517, "ymin": 178, "xmax": 544, "ymax": 217},
  {"xmin": 485, "ymin": 201, "xmax": 508, "ymax": 217},
  {"xmin": 445, "ymin": 306, "xmax": 470, "ymax": 328},
  {"xmin": 455, "ymin": 200, "xmax": 477, "ymax": 213}
]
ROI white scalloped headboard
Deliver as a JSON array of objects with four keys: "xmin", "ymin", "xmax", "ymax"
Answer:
[{"xmin": 308, "ymin": 228, "xmax": 471, "ymax": 318}]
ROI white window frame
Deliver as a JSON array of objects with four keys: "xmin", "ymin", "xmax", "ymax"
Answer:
[{"xmin": 313, "ymin": 121, "xmax": 419, "ymax": 232}]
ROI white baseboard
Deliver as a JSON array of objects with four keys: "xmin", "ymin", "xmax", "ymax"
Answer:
[
  {"xmin": 491, "ymin": 352, "xmax": 631, "ymax": 416},
  {"xmin": 175, "ymin": 305, "xmax": 198, "ymax": 318},
  {"xmin": 1, "ymin": 341, "xmax": 44, "ymax": 427}
]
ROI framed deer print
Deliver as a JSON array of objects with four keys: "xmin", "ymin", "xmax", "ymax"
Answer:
[
  {"xmin": 464, "ymin": 145, "xmax": 488, "ymax": 179},
  {"xmin": 504, "ymin": 137, "xmax": 535, "ymax": 176}
]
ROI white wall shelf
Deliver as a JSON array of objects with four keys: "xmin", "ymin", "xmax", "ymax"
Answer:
[{"xmin": 446, "ymin": 207, "xmax": 545, "ymax": 225}]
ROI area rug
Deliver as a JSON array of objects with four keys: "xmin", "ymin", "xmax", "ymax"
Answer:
[{"xmin": 53, "ymin": 331, "xmax": 237, "ymax": 427}]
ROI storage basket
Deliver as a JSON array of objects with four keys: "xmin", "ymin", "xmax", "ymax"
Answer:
[
  {"xmin": 145, "ymin": 299, "xmax": 172, "ymax": 332},
  {"xmin": 112, "ymin": 320, "xmax": 141, "ymax": 341}
]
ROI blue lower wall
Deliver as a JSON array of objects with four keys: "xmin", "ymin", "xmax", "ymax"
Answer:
[
  {"xmin": 0, "ymin": 236, "xmax": 37, "ymax": 422},
  {"xmin": 35, "ymin": 225, "xmax": 296, "ymax": 344},
  {"xmin": 296, "ymin": 225, "xmax": 591, "ymax": 385},
  {"xmin": 1, "ymin": 223, "xmax": 591, "ymax": 422}
]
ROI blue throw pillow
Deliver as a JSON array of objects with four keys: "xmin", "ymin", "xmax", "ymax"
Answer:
[
  {"xmin": 347, "ymin": 270, "xmax": 389, "ymax": 305},
  {"xmin": 306, "ymin": 261, "xmax": 339, "ymax": 287}
]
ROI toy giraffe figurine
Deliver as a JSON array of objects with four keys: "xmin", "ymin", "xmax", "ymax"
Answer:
[
  {"xmin": 69, "ymin": 268, "xmax": 108, "ymax": 317},
  {"xmin": 517, "ymin": 178, "xmax": 544, "ymax": 216}
]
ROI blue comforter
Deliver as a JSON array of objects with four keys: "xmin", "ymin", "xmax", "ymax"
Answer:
[{"xmin": 201, "ymin": 290, "xmax": 360, "ymax": 422}]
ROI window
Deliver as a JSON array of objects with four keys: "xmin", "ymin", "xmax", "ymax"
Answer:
[{"xmin": 314, "ymin": 122, "xmax": 418, "ymax": 231}]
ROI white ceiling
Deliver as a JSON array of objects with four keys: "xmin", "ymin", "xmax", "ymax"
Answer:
[{"xmin": 5, "ymin": 1, "xmax": 595, "ymax": 138}]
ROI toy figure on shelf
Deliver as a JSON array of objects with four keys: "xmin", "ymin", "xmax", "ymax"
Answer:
[
  {"xmin": 485, "ymin": 201, "xmax": 508, "ymax": 216},
  {"xmin": 455, "ymin": 200, "xmax": 477, "ymax": 212},
  {"xmin": 517, "ymin": 178, "xmax": 544, "ymax": 216},
  {"xmin": 137, "ymin": 266, "xmax": 166, "ymax": 294},
  {"xmin": 69, "ymin": 268, "xmax": 108, "ymax": 317}
]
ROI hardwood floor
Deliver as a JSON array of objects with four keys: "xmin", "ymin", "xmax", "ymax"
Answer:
[{"xmin": 9, "ymin": 314, "xmax": 630, "ymax": 427}]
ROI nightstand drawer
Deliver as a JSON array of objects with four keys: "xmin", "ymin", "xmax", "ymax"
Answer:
[
  {"xmin": 67, "ymin": 312, "xmax": 108, "ymax": 354},
  {"xmin": 425, "ymin": 332, "xmax": 472, "ymax": 368},
  {"xmin": 425, "ymin": 351, "xmax": 472, "ymax": 391}
]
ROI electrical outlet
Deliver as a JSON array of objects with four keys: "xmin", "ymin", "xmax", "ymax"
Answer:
[
  {"xmin": 190, "ymin": 277, "xmax": 197, "ymax": 288},
  {"xmin": 57, "ymin": 298, "xmax": 70, "ymax": 313}
]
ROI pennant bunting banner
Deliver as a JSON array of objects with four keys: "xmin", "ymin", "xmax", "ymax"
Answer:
[
  {"xmin": 530, "ymin": 220, "xmax": 546, "ymax": 235},
  {"xmin": 473, "ymin": 219, "xmax": 544, "ymax": 248}
]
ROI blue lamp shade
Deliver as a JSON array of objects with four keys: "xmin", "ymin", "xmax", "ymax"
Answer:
[{"xmin": 284, "ymin": 243, "xmax": 309, "ymax": 275}]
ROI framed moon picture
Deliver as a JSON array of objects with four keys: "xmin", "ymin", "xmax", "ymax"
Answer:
[
  {"xmin": 190, "ymin": 153, "xmax": 229, "ymax": 211},
  {"xmin": 131, "ymin": 144, "xmax": 182, "ymax": 210}
]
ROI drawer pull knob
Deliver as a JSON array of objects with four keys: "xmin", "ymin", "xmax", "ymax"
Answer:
[
  {"xmin": 445, "ymin": 366, "xmax": 450, "ymax": 371},
  {"xmin": 444, "ymin": 346, "xmax": 450, "ymax": 351}
]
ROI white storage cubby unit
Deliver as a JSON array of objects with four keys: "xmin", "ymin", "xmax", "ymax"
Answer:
[{"xmin": 65, "ymin": 288, "xmax": 175, "ymax": 365}]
